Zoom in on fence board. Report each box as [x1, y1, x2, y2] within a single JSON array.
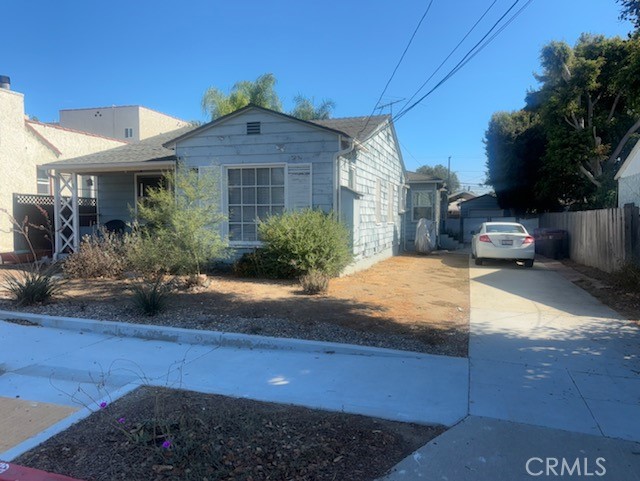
[[540, 206, 639, 273]]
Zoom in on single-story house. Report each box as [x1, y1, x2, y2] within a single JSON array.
[[615, 140, 640, 207], [44, 105, 417, 272], [447, 191, 477, 218], [403, 172, 445, 250]]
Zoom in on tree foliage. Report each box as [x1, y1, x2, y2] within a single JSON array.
[[130, 169, 227, 275], [201, 74, 335, 121], [416, 164, 460, 193], [618, 0, 640, 31], [201, 73, 282, 119], [290, 95, 335, 120], [486, 34, 640, 211]]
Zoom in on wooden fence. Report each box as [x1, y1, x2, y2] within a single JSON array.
[[539, 204, 640, 273]]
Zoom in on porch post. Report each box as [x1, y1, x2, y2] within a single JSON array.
[[52, 171, 62, 260], [71, 173, 80, 251], [52, 171, 79, 259]]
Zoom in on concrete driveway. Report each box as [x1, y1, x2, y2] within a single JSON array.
[[469, 259, 640, 441]]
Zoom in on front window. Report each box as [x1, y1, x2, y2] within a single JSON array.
[[412, 190, 435, 221], [37, 167, 50, 195], [228, 166, 285, 242]]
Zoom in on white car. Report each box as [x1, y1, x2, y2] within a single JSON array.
[[471, 222, 535, 268]]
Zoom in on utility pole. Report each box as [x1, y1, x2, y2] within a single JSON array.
[[447, 156, 452, 192]]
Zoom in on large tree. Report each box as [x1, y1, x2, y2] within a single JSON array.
[[485, 111, 550, 213], [486, 34, 640, 210], [416, 164, 460, 193], [201, 74, 334, 121]]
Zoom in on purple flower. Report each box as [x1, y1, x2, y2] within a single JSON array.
[[162, 440, 172, 449], [99, 402, 107, 409], [117, 417, 126, 424]]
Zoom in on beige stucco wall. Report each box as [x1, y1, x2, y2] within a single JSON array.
[[27, 122, 125, 158], [138, 107, 189, 140], [60, 106, 187, 142], [0, 93, 126, 252], [0, 88, 28, 251]]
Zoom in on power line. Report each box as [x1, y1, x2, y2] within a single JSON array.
[[397, 0, 499, 117], [357, 0, 436, 138], [393, 0, 533, 123]]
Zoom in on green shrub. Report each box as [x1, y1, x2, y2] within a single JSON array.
[[131, 278, 170, 316], [3, 269, 62, 305], [257, 209, 353, 278], [131, 169, 227, 276], [299, 269, 330, 294], [63, 228, 131, 278]]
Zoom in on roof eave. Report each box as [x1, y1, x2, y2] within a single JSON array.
[[163, 105, 350, 147], [43, 159, 176, 174]]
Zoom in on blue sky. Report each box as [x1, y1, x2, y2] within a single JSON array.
[[1, 0, 633, 192]]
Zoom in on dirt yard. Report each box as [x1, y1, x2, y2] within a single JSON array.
[[15, 386, 443, 481], [0, 252, 470, 356]]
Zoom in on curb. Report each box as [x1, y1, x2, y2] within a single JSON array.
[[0, 310, 441, 361]]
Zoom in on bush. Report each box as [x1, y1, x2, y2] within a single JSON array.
[[63, 228, 130, 278], [3, 269, 62, 305], [131, 169, 227, 276], [257, 209, 353, 278], [299, 269, 330, 295], [131, 278, 170, 316]]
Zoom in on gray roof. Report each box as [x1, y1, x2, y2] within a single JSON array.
[[406, 171, 443, 183], [42, 126, 197, 170], [165, 105, 390, 147], [311, 115, 390, 142]]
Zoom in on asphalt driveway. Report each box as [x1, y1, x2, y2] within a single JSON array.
[[469, 259, 640, 441]]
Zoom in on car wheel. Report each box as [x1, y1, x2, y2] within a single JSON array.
[[524, 259, 534, 268], [475, 258, 483, 266]]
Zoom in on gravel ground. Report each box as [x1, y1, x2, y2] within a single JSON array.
[[0, 299, 457, 355]]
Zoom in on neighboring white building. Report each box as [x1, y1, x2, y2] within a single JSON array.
[[615, 140, 640, 207], [0, 77, 189, 253], [0, 79, 126, 252], [59, 105, 189, 142]]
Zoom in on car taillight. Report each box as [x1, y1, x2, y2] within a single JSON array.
[[479, 234, 491, 243], [522, 235, 534, 245]]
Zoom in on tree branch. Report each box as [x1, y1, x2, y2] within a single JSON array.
[[607, 116, 640, 166], [564, 116, 580, 129], [607, 92, 622, 123], [579, 165, 602, 187]]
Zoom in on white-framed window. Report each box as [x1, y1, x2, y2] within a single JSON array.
[[375, 179, 382, 224], [124, 128, 134, 138], [388, 182, 396, 223], [36, 167, 50, 195], [227, 165, 285, 242], [412, 190, 435, 221], [348, 165, 357, 190]]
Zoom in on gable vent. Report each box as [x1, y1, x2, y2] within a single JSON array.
[[246, 121, 261, 135]]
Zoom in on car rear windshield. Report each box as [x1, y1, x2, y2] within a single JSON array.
[[485, 224, 525, 234]]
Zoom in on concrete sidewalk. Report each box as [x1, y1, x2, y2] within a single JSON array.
[[379, 416, 640, 481], [469, 260, 640, 441], [382, 257, 640, 480], [0, 317, 469, 460]]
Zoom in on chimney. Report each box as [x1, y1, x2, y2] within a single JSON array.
[[0, 75, 10, 90]]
